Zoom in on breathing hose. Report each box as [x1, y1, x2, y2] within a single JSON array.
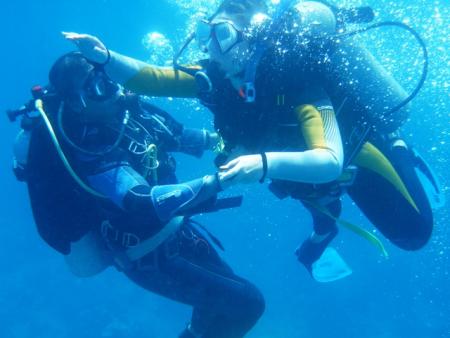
[[35, 99, 106, 199]]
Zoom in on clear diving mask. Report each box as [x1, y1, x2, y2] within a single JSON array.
[[196, 19, 245, 55]]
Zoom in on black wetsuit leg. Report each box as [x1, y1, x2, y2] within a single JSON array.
[[296, 199, 341, 271], [123, 223, 265, 338], [347, 144, 433, 250]]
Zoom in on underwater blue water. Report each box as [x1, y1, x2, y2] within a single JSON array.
[[0, 0, 449, 337]]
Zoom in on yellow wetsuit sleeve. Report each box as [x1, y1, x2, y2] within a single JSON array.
[[125, 67, 198, 98], [106, 51, 198, 98]]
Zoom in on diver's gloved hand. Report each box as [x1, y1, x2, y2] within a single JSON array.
[[151, 175, 223, 222], [218, 154, 264, 188], [62, 32, 109, 64]]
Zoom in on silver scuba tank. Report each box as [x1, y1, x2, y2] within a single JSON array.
[[323, 38, 410, 133], [291, 1, 410, 133], [13, 129, 31, 179]]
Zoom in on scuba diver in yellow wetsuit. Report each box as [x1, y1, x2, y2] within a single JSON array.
[[64, 0, 443, 282]]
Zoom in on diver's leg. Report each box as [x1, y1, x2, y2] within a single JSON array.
[[123, 223, 264, 338], [348, 141, 433, 250], [295, 199, 341, 272]]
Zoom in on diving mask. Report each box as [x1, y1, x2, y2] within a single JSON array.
[[82, 70, 121, 102], [196, 19, 245, 54], [67, 70, 122, 112]]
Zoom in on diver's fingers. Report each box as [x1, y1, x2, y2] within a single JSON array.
[[93, 46, 106, 53], [218, 171, 238, 190], [62, 32, 108, 64], [62, 31, 76, 39], [219, 158, 240, 171], [62, 32, 88, 40], [220, 159, 244, 181], [218, 168, 239, 182], [62, 32, 102, 47]]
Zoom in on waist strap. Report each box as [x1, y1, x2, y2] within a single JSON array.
[[125, 216, 184, 262]]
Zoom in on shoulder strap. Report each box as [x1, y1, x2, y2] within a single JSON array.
[[243, 0, 296, 102]]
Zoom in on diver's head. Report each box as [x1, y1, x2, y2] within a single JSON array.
[[216, 0, 269, 29], [196, 0, 270, 78], [49, 52, 123, 123]]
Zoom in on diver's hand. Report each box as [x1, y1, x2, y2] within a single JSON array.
[[62, 32, 109, 64], [218, 154, 264, 188]]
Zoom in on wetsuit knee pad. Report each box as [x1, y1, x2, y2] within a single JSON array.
[[209, 278, 264, 327], [201, 281, 265, 338]]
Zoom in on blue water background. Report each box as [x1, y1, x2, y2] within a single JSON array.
[[0, 1, 448, 337]]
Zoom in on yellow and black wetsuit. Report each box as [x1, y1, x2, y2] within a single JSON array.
[[103, 51, 433, 264]]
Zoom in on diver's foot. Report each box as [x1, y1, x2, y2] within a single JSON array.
[[295, 227, 339, 271], [310, 247, 352, 283], [295, 227, 352, 282]]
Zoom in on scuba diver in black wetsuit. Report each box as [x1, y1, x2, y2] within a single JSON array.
[[8, 52, 264, 338], [62, 0, 443, 282]]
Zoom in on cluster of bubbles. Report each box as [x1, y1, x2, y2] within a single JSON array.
[[141, 0, 220, 66], [141, 32, 174, 66]]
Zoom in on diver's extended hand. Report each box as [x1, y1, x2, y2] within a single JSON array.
[[218, 155, 264, 188], [62, 32, 109, 64]]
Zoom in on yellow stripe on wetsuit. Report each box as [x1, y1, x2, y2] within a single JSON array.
[[352, 142, 419, 213]]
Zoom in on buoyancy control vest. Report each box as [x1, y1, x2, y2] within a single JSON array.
[[199, 49, 371, 165], [13, 93, 183, 254], [200, 59, 308, 156]]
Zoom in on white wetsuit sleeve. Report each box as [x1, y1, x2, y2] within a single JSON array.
[[266, 104, 344, 184], [105, 51, 151, 85]]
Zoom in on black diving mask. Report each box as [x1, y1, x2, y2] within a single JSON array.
[[82, 70, 121, 102], [65, 70, 122, 113]]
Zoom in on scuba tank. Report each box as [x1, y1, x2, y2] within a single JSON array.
[[289, 1, 414, 133], [10, 86, 48, 181], [323, 37, 411, 133], [13, 129, 31, 181]]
